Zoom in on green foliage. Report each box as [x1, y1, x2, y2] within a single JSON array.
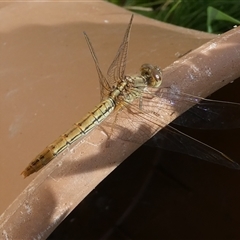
[[207, 6, 240, 33], [106, 0, 240, 33]]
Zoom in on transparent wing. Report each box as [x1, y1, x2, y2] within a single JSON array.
[[107, 15, 134, 83], [84, 14, 133, 100], [148, 126, 240, 169], [83, 32, 111, 100], [154, 89, 240, 129], [102, 87, 240, 169], [172, 98, 240, 129]]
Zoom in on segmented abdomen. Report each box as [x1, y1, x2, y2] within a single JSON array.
[[21, 98, 115, 178]]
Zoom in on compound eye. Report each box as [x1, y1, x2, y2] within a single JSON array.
[[140, 64, 162, 88], [140, 64, 152, 76], [151, 66, 162, 87]]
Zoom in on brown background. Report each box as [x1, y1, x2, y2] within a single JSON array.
[[1, 1, 240, 239]]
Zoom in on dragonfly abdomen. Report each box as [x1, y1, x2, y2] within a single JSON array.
[[21, 98, 115, 178]]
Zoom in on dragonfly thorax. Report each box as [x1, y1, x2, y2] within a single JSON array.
[[109, 64, 162, 105]]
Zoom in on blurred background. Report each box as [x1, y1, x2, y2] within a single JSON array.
[[107, 0, 240, 34]]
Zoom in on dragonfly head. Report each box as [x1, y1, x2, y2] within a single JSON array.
[[140, 64, 162, 88]]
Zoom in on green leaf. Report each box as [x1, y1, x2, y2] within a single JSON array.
[[207, 6, 240, 33]]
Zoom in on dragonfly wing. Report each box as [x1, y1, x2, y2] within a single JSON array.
[[172, 98, 240, 129], [148, 125, 240, 169], [107, 15, 134, 83], [154, 88, 240, 129], [83, 32, 111, 100], [102, 92, 240, 170], [102, 98, 162, 146]]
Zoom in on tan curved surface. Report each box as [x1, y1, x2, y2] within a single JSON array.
[[0, 1, 240, 239]]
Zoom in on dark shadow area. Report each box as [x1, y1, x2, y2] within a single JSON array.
[[48, 79, 240, 239]]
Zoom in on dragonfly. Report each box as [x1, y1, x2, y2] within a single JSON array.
[[21, 15, 240, 178]]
